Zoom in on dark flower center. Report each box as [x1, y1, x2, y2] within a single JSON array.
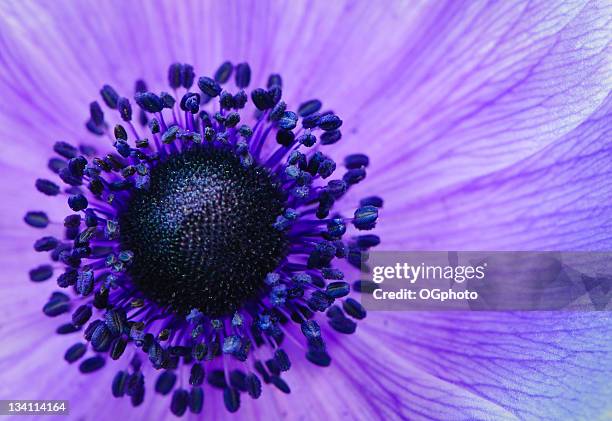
[[119, 146, 288, 316]]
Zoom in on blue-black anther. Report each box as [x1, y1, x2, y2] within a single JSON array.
[[105, 308, 127, 336], [278, 111, 298, 130], [171, 389, 189, 416], [269, 101, 286, 122], [112, 371, 129, 397], [345, 153, 369, 168], [271, 376, 290, 394], [117, 97, 132, 121], [182, 64, 195, 89], [251, 88, 273, 110], [276, 129, 295, 147], [357, 234, 380, 249], [360, 196, 383, 208], [330, 316, 357, 334], [318, 158, 336, 179], [155, 371, 177, 395], [160, 92, 176, 109], [306, 349, 331, 367], [79, 356, 105, 373], [223, 387, 240, 413], [168, 63, 182, 88], [233, 90, 248, 109], [326, 282, 350, 298], [320, 129, 342, 145], [71, 304, 92, 326], [189, 363, 205, 386], [76, 269, 94, 296], [43, 299, 70, 317], [197, 77, 222, 97], [68, 156, 87, 177], [343, 168, 366, 185], [64, 342, 87, 363], [91, 323, 112, 352], [298, 132, 316, 147], [135, 92, 164, 113], [343, 297, 367, 319], [34, 236, 59, 252], [57, 323, 80, 334], [100, 85, 119, 109], [353, 205, 378, 230], [318, 114, 343, 131], [245, 374, 262, 398], [90, 101, 104, 126], [268, 85, 282, 105], [215, 61, 233, 83], [225, 112, 240, 128], [149, 118, 160, 134], [48, 158, 66, 174], [113, 124, 128, 140], [110, 337, 127, 360], [301, 320, 321, 340], [190, 387, 204, 414], [54, 141, 78, 159], [24, 211, 49, 228], [184, 93, 200, 114], [29, 265, 53, 282], [267, 73, 282, 88], [298, 99, 322, 117], [274, 349, 291, 371], [68, 194, 88, 211], [302, 113, 320, 129], [235, 62, 251, 88], [219, 91, 235, 109]]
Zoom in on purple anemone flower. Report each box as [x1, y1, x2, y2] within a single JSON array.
[[1, 0, 611, 419]]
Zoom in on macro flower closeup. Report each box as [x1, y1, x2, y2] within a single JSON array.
[[0, 0, 611, 420]]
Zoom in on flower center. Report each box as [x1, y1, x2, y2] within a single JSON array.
[[119, 146, 287, 316]]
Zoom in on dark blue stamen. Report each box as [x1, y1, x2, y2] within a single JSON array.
[[223, 387, 240, 413], [53, 141, 78, 159], [79, 356, 106, 373], [267, 74, 282, 88], [71, 305, 92, 326], [155, 371, 177, 395], [24, 211, 49, 228], [117, 98, 133, 122], [168, 63, 183, 89], [251, 88, 273, 110], [29, 265, 53, 282], [90, 101, 104, 126], [320, 129, 342, 145], [64, 343, 87, 363], [112, 371, 129, 397], [235, 63, 251, 88], [342, 298, 367, 319], [100, 85, 119, 109], [345, 154, 369, 169], [197, 77, 221, 97], [34, 236, 59, 252], [318, 114, 343, 131], [135, 92, 164, 113], [189, 387, 204, 414], [68, 194, 88, 211], [182, 64, 195, 89], [215, 61, 233, 84], [298, 99, 322, 117], [170, 389, 189, 416], [353, 205, 379, 230]]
